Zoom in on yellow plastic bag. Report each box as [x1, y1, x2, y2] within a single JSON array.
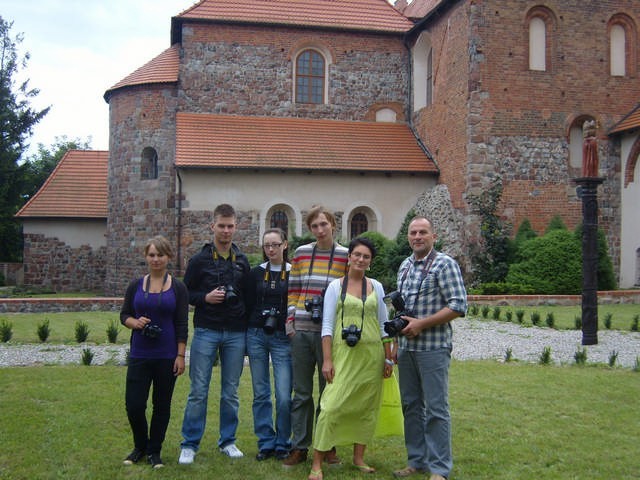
[[375, 372, 404, 437]]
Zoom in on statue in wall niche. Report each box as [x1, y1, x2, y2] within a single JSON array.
[[582, 119, 599, 177]]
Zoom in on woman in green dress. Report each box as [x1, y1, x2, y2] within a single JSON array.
[[308, 237, 394, 480]]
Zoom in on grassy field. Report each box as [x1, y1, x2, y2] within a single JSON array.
[[0, 361, 637, 479], [0, 304, 638, 346]]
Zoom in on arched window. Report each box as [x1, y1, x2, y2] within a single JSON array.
[[608, 14, 637, 78], [295, 49, 325, 104], [270, 210, 289, 233], [413, 33, 432, 110], [350, 213, 368, 239], [141, 147, 158, 180], [529, 17, 546, 71], [610, 24, 626, 76], [375, 108, 397, 122]]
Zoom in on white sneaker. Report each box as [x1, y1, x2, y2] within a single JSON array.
[[178, 448, 196, 464], [219, 444, 244, 458]]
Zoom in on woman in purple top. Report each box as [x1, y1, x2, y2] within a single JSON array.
[[120, 235, 189, 469]]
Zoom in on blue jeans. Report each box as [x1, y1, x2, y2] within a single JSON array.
[[397, 347, 452, 478], [246, 328, 292, 452], [180, 327, 246, 451]]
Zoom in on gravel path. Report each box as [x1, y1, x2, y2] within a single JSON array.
[[1, 318, 639, 368]]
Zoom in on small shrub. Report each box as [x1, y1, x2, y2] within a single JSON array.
[[634, 357, 640, 373], [631, 314, 639, 332], [37, 319, 51, 343], [75, 320, 90, 343], [545, 312, 555, 328], [106, 319, 120, 343], [608, 350, 618, 368], [574, 315, 582, 330], [539, 346, 552, 365], [0, 319, 13, 342], [530, 311, 541, 326], [492, 306, 501, 321], [603, 312, 613, 330], [574, 347, 588, 365], [505, 311, 513, 322], [504, 347, 513, 363], [515, 309, 525, 323], [468, 304, 479, 316], [481, 305, 490, 319], [81, 348, 94, 366]]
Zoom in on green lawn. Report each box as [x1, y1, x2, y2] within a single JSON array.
[[0, 361, 638, 479]]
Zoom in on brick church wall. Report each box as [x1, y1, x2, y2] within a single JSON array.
[[105, 84, 179, 295], [22, 234, 107, 292]]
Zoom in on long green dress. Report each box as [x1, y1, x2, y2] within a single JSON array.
[[313, 290, 385, 451]]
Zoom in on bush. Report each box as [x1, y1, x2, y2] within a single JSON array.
[[631, 314, 639, 332], [505, 311, 513, 322], [492, 306, 501, 321], [37, 319, 50, 342], [506, 230, 582, 294], [360, 231, 396, 291], [0, 318, 13, 342], [539, 346, 552, 365], [574, 315, 582, 330], [573, 224, 617, 290], [574, 347, 587, 365], [603, 312, 612, 330], [545, 312, 555, 328], [608, 350, 618, 368], [515, 309, 525, 323], [530, 311, 541, 326], [75, 320, 90, 343], [504, 347, 513, 362], [106, 319, 120, 343], [468, 304, 479, 316], [481, 305, 490, 319], [81, 348, 94, 366]]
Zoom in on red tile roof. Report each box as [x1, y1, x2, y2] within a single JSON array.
[[175, 113, 437, 173], [177, 0, 413, 33], [609, 103, 640, 135], [104, 45, 179, 100], [15, 150, 108, 219], [397, 0, 443, 19]]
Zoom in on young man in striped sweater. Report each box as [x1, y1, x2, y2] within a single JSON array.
[[282, 206, 348, 467]]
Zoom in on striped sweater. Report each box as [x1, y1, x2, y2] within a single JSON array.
[[287, 242, 349, 333]]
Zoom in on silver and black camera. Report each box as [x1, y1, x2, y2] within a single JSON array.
[[261, 307, 279, 335], [383, 291, 409, 337], [304, 295, 324, 323], [141, 323, 162, 339], [341, 324, 362, 347]]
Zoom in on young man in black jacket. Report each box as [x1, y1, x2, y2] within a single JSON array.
[[178, 204, 251, 464]]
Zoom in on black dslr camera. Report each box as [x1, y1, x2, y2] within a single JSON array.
[[383, 291, 409, 337], [304, 295, 324, 323], [223, 284, 239, 306], [341, 324, 362, 347], [141, 323, 162, 339], [261, 307, 279, 335]]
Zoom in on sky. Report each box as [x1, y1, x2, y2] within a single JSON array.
[[3, 0, 198, 157]]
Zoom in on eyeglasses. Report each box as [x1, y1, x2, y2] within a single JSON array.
[[263, 243, 283, 249]]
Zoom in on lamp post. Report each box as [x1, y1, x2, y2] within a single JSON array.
[[573, 120, 604, 345]]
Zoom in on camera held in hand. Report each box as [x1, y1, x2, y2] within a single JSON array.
[[341, 324, 362, 347], [222, 284, 239, 306], [141, 323, 162, 339], [304, 295, 324, 323], [383, 291, 409, 337], [261, 306, 279, 335]]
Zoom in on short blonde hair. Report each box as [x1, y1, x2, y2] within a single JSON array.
[[144, 235, 174, 258]]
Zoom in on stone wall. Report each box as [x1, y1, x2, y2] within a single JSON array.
[[21, 234, 107, 293]]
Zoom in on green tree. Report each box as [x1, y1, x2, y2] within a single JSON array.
[[514, 218, 537, 245], [359, 230, 395, 291], [545, 215, 567, 233], [0, 17, 49, 261], [467, 177, 511, 284]]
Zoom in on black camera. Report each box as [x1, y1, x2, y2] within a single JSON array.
[[261, 307, 279, 335], [141, 323, 162, 339], [223, 284, 239, 306], [383, 291, 409, 337], [304, 295, 324, 323], [341, 324, 362, 347]]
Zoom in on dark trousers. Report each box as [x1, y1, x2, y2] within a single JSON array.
[[125, 358, 177, 455]]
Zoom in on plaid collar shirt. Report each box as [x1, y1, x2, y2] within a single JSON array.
[[397, 250, 467, 351]]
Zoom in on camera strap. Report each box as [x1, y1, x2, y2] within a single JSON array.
[[339, 276, 367, 333], [398, 248, 437, 312], [143, 271, 169, 306], [304, 242, 335, 303], [261, 262, 287, 313]]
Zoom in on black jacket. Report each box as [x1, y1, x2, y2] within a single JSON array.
[[183, 242, 250, 331]]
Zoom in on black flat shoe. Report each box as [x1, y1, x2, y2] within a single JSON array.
[[256, 449, 275, 461], [123, 448, 145, 465]]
